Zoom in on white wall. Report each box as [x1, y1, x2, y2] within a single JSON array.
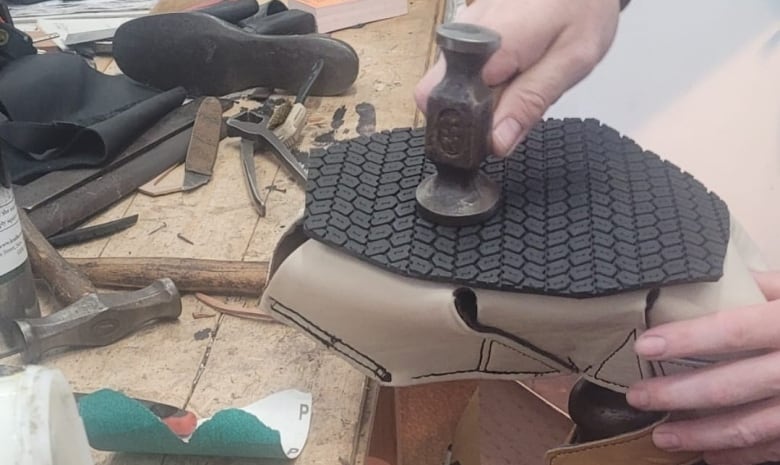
[[547, 0, 780, 267]]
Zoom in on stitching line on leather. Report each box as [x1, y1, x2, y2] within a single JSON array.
[[269, 297, 392, 382], [592, 330, 637, 388], [492, 340, 561, 372]]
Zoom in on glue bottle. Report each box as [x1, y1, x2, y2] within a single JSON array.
[[0, 145, 39, 320], [0, 365, 94, 465]]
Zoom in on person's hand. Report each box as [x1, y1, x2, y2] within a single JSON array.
[[414, 0, 621, 157], [626, 271, 780, 465]]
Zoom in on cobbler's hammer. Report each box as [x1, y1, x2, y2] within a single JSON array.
[[415, 22, 502, 226], [1, 211, 182, 363]]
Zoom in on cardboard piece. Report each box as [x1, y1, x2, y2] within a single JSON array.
[[450, 381, 572, 465]]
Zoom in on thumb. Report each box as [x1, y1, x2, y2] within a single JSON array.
[[490, 43, 601, 157]]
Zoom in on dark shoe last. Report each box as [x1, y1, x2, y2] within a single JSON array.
[[255, 0, 288, 16], [113, 12, 359, 97], [239, 9, 317, 35], [192, 0, 259, 24]]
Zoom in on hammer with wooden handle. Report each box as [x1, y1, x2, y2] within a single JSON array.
[[1, 211, 182, 363]]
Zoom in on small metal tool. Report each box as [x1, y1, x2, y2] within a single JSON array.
[[415, 23, 502, 226], [226, 108, 308, 216], [182, 97, 224, 192], [240, 136, 267, 216], [46, 214, 139, 248], [0, 279, 181, 363]]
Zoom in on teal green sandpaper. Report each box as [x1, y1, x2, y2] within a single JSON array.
[[77, 389, 312, 459]]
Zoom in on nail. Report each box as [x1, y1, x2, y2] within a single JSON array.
[[635, 335, 667, 357], [493, 117, 523, 155], [626, 388, 649, 409], [653, 431, 681, 450]]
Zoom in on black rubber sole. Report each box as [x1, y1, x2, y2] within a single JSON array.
[[303, 118, 730, 298], [113, 12, 359, 97]]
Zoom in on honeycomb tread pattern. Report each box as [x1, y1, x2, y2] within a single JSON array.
[[303, 118, 730, 298]]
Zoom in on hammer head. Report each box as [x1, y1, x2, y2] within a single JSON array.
[[415, 23, 502, 227], [15, 278, 182, 363]]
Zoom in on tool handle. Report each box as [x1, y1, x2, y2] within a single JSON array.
[[295, 58, 324, 104], [19, 208, 96, 305], [16, 279, 181, 363], [68, 257, 268, 296]]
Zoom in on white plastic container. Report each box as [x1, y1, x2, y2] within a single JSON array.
[[0, 365, 93, 465]]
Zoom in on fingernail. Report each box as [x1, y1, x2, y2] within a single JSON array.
[[626, 388, 649, 409], [653, 431, 681, 450], [635, 335, 667, 357], [493, 118, 523, 155]]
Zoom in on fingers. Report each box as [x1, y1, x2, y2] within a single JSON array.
[[704, 438, 780, 465], [627, 351, 780, 411], [643, 396, 780, 454], [634, 299, 780, 360], [489, 38, 608, 156], [754, 271, 780, 301], [414, 59, 445, 114]]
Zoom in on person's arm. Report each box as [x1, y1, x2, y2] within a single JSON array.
[[414, 0, 624, 157]]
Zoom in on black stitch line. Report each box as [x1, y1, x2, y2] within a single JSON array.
[[478, 340, 490, 371], [490, 340, 561, 372], [269, 298, 391, 382], [592, 330, 638, 389], [412, 368, 557, 380], [636, 356, 644, 379], [658, 361, 667, 377], [567, 356, 581, 372]]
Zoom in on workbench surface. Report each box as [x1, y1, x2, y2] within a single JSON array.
[[5, 1, 445, 463], [7, 1, 778, 464]]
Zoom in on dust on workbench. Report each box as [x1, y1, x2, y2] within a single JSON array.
[[21, 0, 446, 464]]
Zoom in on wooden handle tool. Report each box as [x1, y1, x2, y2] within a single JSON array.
[[68, 257, 269, 296]]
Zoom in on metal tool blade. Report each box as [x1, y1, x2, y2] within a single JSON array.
[[182, 97, 223, 193], [182, 171, 210, 191], [46, 214, 139, 248], [0, 320, 24, 360], [240, 139, 266, 217], [256, 126, 308, 185]]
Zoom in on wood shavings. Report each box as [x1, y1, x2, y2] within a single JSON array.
[[195, 293, 279, 323]]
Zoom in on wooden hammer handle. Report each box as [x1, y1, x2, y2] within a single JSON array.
[[19, 209, 96, 304], [68, 257, 268, 296]]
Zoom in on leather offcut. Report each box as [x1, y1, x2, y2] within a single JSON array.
[[545, 415, 701, 465]]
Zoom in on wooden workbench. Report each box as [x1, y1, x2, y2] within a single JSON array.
[[7, 1, 446, 463]]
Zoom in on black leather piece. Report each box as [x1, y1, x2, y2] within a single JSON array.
[[303, 119, 731, 298], [0, 53, 186, 183]]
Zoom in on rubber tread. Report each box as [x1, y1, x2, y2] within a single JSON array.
[[303, 118, 730, 298]]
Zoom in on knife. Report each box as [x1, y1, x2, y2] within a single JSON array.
[[182, 97, 224, 192]]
